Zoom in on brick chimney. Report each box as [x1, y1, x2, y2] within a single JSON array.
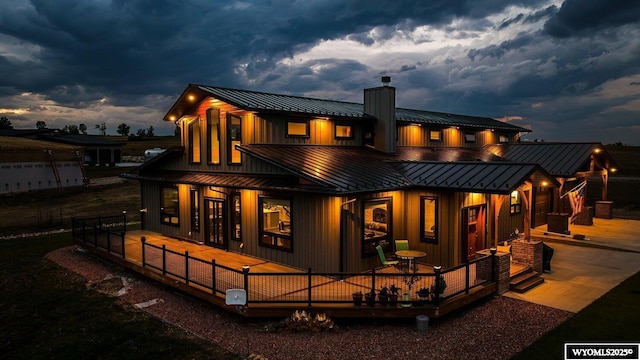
[[364, 76, 396, 154]]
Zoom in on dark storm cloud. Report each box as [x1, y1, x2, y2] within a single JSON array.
[[544, 0, 640, 38]]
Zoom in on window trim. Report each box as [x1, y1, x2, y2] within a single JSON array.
[[419, 196, 438, 243], [465, 132, 476, 143], [498, 134, 509, 143], [286, 120, 310, 138], [510, 191, 522, 215], [335, 123, 354, 139], [160, 185, 180, 227], [362, 197, 392, 257], [227, 114, 242, 165], [206, 108, 221, 165], [231, 192, 242, 242], [188, 117, 201, 164], [429, 129, 442, 142], [190, 188, 200, 232], [258, 195, 293, 252]]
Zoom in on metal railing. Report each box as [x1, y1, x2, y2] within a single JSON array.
[[71, 214, 126, 256]]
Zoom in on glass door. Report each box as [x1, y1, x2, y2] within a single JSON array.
[[205, 198, 226, 249]]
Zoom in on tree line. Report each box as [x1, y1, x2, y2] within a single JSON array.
[[0, 116, 163, 138]]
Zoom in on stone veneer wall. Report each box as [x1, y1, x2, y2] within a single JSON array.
[[476, 250, 511, 295], [512, 239, 543, 274]]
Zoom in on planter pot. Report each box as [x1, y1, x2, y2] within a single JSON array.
[[364, 294, 376, 307], [417, 296, 429, 306], [400, 293, 412, 308], [378, 294, 389, 306], [352, 295, 363, 306], [389, 294, 399, 306]]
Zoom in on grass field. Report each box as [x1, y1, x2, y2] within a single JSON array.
[[0, 232, 241, 360]]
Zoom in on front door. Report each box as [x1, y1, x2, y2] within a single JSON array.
[[462, 205, 486, 261], [533, 187, 551, 228], [205, 198, 226, 249]]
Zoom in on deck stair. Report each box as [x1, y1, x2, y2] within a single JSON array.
[[509, 266, 544, 293]]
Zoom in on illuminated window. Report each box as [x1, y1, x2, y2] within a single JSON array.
[[335, 124, 353, 139], [259, 196, 292, 251], [499, 134, 509, 143], [429, 130, 442, 141], [190, 189, 199, 232], [189, 117, 201, 163], [510, 191, 521, 214], [362, 198, 392, 257], [286, 120, 309, 137], [465, 132, 476, 143], [231, 193, 241, 241], [420, 196, 438, 243], [227, 114, 242, 164], [206, 108, 221, 164], [161, 186, 180, 226]]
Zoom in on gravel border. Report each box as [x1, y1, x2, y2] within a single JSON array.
[[47, 245, 573, 360]]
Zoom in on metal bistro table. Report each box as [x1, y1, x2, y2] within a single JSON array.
[[395, 249, 427, 271]]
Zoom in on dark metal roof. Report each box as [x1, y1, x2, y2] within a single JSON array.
[[394, 161, 552, 194], [394, 146, 507, 162], [163, 84, 529, 132], [485, 143, 620, 177], [239, 145, 556, 194], [123, 171, 304, 192]]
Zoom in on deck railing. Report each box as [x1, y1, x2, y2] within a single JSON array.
[[71, 214, 126, 257], [70, 218, 496, 308]]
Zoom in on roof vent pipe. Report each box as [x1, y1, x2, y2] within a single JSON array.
[[382, 76, 391, 86]]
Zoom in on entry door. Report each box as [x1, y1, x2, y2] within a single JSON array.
[[205, 199, 226, 249], [533, 187, 551, 228], [462, 205, 486, 261]]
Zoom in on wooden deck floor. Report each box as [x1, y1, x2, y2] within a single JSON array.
[[75, 229, 496, 318]]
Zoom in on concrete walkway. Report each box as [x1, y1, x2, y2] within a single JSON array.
[[504, 218, 640, 313]]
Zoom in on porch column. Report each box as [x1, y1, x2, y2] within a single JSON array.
[[492, 194, 506, 247], [601, 171, 608, 200]]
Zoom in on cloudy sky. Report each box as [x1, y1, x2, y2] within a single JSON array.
[[1, 0, 639, 144]]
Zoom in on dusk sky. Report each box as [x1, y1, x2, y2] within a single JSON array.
[[1, 0, 639, 144]]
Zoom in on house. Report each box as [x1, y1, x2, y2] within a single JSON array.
[[123, 78, 569, 274], [0, 136, 87, 194]]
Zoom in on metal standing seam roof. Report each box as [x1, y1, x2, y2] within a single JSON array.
[[164, 84, 529, 132], [484, 143, 619, 177]]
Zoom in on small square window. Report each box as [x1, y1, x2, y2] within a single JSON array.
[[287, 121, 309, 137], [465, 132, 476, 142], [429, 130, 442, 141], [335, 124, 353, 139], [499, 135, 509, 143], [510, 191, 522, 215]]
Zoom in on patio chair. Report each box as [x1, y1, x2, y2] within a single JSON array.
[[395, 239, 409, 251], [376, 245, 399, 267]]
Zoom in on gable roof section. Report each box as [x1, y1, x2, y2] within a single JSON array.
[[164, 84, 529, 132], [485, 143, 619, 177], [239, 145, 556, 195]]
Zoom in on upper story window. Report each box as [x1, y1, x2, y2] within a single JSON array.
[[286, 120, 309, 137], [259, 196, 292, 251], [429, 130, 442, 141], [420, 196, 438, 243], [227, 114, 242, 164], [206, 108, 221, 165], [161, 186, 180, 226], [499, 134, 509, 143], [363, 198, 392, 257], [189, 117, 201, 164], [510, 191, 522, 214], [335, 124, 353, 139], [465, 132, 476, 143]]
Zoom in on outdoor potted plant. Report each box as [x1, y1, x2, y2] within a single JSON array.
[[352, 291, 363, 306], [430, 274, 447, 301], [364, 288, 377, 307], [378, 286, 390, 306], [416, 287, 430, 305], [388, 284, 401, 306]]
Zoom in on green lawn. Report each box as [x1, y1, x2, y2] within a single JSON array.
[[0, 232, 241, 360], [512, 270, 640, 359]]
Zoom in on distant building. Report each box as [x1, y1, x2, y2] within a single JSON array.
[[0, 136, 88, 194]]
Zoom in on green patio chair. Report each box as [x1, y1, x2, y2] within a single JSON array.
[[376, 245, 399, 267], [395, 239, 409, 251]]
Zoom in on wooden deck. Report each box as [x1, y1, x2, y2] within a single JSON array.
[[73, 229, 497, 319]]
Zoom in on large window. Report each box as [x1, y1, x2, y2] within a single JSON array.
[[510, 191, 522, 214], [286, 120, 309, 137], [189, 117, 201, 163], [206, 108, 221, 164], [363, 198, 392, 256], [190, 188, 199, 232], [420, 196, 438, 243], [161, 186, 179, 226], [259, 196, 292, 251], [335, 124, 353, 139], [227, 114, 242, 164], [231, 192, 241, 241]]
